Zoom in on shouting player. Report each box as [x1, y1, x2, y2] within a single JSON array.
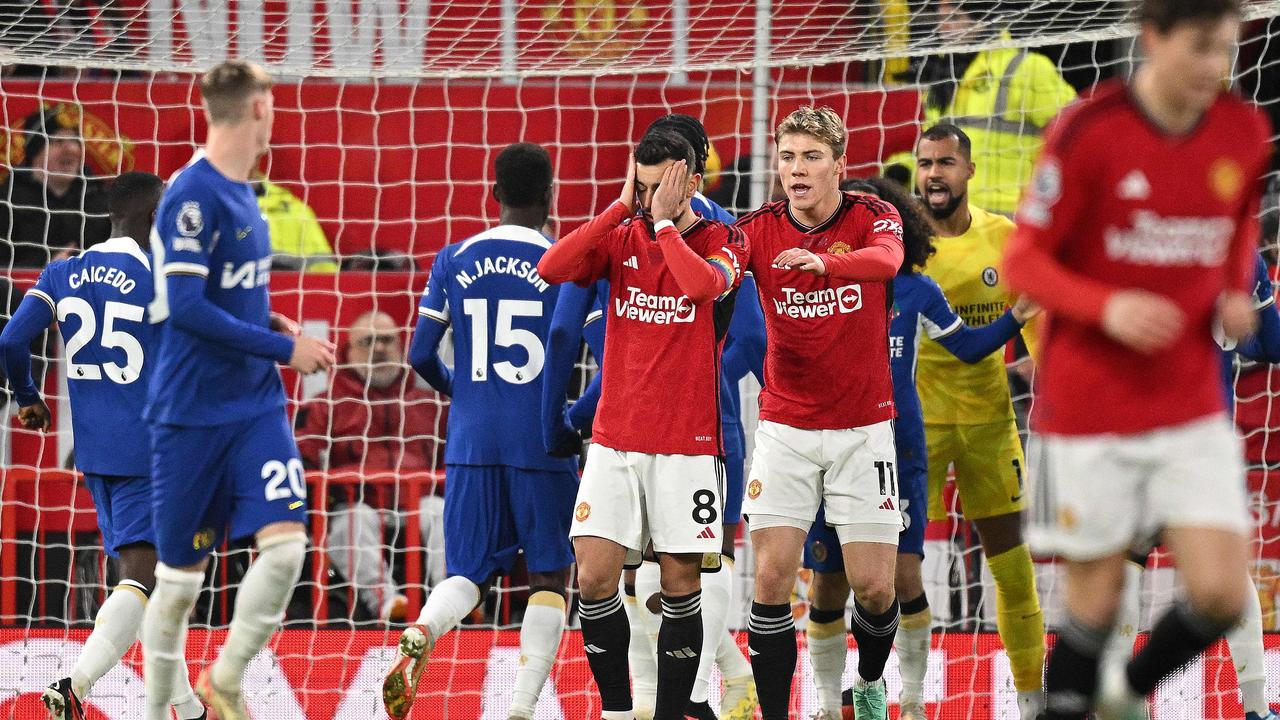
[[799, 176, 1038, 720], [141, 61, 336, 720], [538, 130, 748, 720], [541, 113, 761, 720], [913, 122, 1047, 718], [737, 106, 905, 720], [382, 143, 578, 720], [1004, 0, 1273, 716], [0, 173, 207, 720]]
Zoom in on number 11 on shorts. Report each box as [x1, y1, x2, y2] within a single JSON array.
[[874, 460, 897, 496]]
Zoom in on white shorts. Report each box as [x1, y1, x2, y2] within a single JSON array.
[[569, 443, 724, 556], [1027, 413, 1250, 561], [743, 419, 902, 544]]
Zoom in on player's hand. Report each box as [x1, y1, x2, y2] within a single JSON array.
[[1011, 295, 1041, 324], [772, 248, 827, 276], [17, 399, 52, 431], [547, 420, 584, 459], [618, 152, 637, 211], [1219, 290, 1259, 342], [289, 335, 336, 374], [650, 160, 690, 224], [270, 312, 301, 337], [1101, 289, 1185, 354]]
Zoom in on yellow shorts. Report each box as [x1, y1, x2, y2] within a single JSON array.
[[926, 420, 1026, 522]]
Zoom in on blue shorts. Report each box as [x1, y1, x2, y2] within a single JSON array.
[[444, 464, 577, 585], [723, 422, 747, 526], [803, 456, 927, 572], [150, 410, 307, 567], [84, 474, 155, 558]]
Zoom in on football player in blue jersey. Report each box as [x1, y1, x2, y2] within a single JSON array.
[[0, 172, 208, 720], [800, 177, 1037, 720], [541, 114, 763, 720], [139, 61, 335, 720], [383, 143, 577, 720]]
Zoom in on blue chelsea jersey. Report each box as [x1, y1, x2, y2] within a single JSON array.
[[28, 238, 156, 475], [145, 154, 290, 427], [418, 225, 576, 473]]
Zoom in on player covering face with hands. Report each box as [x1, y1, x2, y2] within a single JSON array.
[[537, 131, 748, 720]]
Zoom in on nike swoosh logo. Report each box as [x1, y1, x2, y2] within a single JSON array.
[[1010, 494, 1023, 503]]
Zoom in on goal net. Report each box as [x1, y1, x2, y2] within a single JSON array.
[[0, 1, 1278, 718]]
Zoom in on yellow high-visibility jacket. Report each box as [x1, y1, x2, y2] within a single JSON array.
[[258, 181, 339, 273]]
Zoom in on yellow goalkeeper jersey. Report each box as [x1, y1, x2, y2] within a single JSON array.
[[917, 204, 1037, 425]]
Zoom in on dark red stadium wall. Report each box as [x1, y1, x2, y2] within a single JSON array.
[[0, 79, 920, 266]]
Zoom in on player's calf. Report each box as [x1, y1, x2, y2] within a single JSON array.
[[654, 553, 703, 720]]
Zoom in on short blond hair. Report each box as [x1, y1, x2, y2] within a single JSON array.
[[775, 106, 847, 158], [200, 60, 273, 125]]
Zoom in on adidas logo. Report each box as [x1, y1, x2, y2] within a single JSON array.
[[696, 526, 717, 540], [1117, 169, 1151, 200], [623, 255, 639, 269], [747, 647, 760, 656], [879, 498, 895, 511], [665, 647, 697, 659], [584, 644, 606, 654]]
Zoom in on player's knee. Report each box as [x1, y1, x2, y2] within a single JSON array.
[[256, 531, 308, 581], [809, 571, 851, 611], [850, 573, 896, 614], [116, 542, 158, 593], [753, 562, 798, 605], [1186, 583, 1246, 627]]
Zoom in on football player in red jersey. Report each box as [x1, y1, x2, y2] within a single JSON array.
[[736, 106, 905, 720], [1004, 0, 1273, 717], [537, 131, 748, 720]]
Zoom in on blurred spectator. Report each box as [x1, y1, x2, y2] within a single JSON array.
[[252, 172, 339, 272], [884, 0, 1076, 214], [0, 104, 110, 267], [296, 310, 448, 622]]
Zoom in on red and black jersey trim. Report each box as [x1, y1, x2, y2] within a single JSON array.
[[735, 200, 788, 229], [1045, 79, 1127, 155]]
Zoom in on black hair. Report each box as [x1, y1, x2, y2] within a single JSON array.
[[108, 171, 164, 221], [1139, 0, 1241, 33], [841, 176, 937, 273], [634, 129, 695, 169], [494, 143, 553, 209], [645, 114, 709, 175], [918, 122, 973, 160]]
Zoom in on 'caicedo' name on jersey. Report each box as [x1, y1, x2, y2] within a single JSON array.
[[68, 264, 140, 295], [457, 255, 550, 292], [615, 286, 696, 324], [772, 284, 863, 318]]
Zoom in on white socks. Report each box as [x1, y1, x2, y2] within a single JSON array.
[[623, 576, 659, 715], [143, 565, 203, 720], [633, 561, 663, 716], [691, 561, 733, 703], [1103, 561, 1144, 673], [807, 615, 848, 715], [211, 533, 307, 694], [1229, 573, 1268, 716], [415, 574, 481, 640], [895, 605, 932, 705], [73, 580, 148, 698], [510, 591, 566, 717], [714, 558, 753, 682]]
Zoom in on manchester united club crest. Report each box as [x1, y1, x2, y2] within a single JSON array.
[[747, 479, 762, 499], [575, 502, 591, 522], [1209, 157, 1244, 203], [827, 241, 851, 255]]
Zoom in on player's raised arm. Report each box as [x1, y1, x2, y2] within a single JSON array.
[[771, 199, 903, 280], [649, 159, 747, 303], [0, 278, 56, 429], [409, 253, 455, 396], [920, 277, 1031, 364], [536, 155, 634, 285]]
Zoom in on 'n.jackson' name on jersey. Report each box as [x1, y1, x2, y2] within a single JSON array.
[[418, 225, 576, 473], [146, 153, 292, 427], [28, 237, 156, 475]]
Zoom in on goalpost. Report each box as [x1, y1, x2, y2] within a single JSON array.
[[1, 1, 1278, 718]]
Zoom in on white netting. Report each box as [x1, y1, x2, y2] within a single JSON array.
[[0, 0, 1279, 718]]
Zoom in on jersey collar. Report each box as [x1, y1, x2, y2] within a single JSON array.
[[82, 236, 151, 270]]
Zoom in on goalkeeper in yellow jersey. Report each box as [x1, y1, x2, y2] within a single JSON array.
[[913, 123, 1046, 719]]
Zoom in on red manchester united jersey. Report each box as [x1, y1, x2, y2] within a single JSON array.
[[575, 210, 747, 455], [739, 192, 903, 430], [1006, 79, 1272, 435]]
